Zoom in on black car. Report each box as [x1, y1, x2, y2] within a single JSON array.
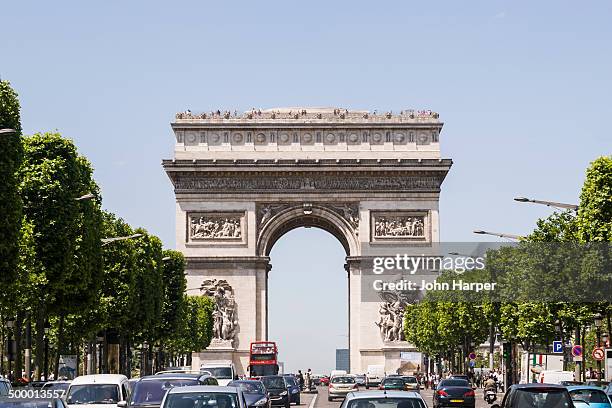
[[131, 373, 218, 408], [492, 384, 575, 408], [261, 376, 290, 408], [229, 380, 270, 408], [433, 379, 475, 408]]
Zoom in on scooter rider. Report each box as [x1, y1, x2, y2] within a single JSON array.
[[483, 375, 497, 401]]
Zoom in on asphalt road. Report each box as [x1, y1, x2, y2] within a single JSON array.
[[307, 385, 502, 408]]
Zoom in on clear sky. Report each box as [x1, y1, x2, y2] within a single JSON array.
[[2, 0, 611, 374]]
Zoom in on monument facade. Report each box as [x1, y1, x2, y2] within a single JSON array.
[[163, 107, 452, 374]]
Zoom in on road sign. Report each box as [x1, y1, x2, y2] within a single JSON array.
[[592, 347, 605, 361], [573, 355, 583, 362], [553, 341, 563, 353], [469, 352, 476, 360], [572, 345, 583, 357]]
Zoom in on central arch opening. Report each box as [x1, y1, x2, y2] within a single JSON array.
[[268, 227, 348, 375]]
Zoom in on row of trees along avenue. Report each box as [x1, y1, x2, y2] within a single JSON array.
[[404, 155, 611, 383], [0, 80, 214, 381]]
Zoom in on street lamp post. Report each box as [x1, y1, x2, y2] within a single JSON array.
[[594, 313, 603, 380], [473, 230, 523, 240], [554, 319, 566, 371], [101, 233, 143, 246], [513, 197, 578, 211], [43, 321, 50, 381], [5, 319, 15, 381], [96, 332, 104, 374]]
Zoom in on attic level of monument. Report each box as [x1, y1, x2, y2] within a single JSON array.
[[171, 107, 443, 160]]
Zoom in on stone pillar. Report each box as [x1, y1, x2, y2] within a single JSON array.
[[346, 258, 363, 373], [187, 257, 270, 376]]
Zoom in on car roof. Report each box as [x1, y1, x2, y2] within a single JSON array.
[[0, 397, 58, 402], [142, 373, 206, 380], [566, 386, 609, 391], [168, 386, 239, 394], [229, 380, 263, 384], [345, 390, 422, 399], [70, 374, 127, 385], [510, 383, 568, 390]]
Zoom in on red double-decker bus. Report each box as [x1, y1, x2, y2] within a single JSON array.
[[248, 341, 279, 377]]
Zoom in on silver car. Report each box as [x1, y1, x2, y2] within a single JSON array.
[[340, 390, 428, 408], [328, 376, 358, 401], [160, 385, 247, 408]]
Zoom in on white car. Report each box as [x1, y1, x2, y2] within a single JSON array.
[[66, 374, 130, 408]]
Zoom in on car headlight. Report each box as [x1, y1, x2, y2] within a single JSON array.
[[280, 391, 288, 396], [253, 398, 268, 406], [291, 389, 299, 394]]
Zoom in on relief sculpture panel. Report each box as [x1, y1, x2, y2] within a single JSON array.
[[188, 212, 246, 244], [371, 212, 428, 242]]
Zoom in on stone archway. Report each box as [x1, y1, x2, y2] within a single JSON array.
[[163, 107, 452, 375], [257, 204, 358, 257]]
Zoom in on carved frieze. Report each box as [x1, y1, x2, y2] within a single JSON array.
[[188, 212, 245, 242], [371, 211, 429, 242], [171, 174, 444, 193]]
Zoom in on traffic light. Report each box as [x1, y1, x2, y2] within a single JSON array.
[[503, 342, 510, 360]]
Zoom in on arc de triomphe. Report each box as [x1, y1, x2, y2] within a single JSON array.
[[163, 107, 452, 374]]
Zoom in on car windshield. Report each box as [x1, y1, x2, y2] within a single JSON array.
[[569, 389, 610, 404], [162, 392, 239, 408], [403, 377, 417, 384], [132, 379, 199, 405], [439, 380, 468, 387], [383, 379, 405, 386], [42, 383, 70, 392], [0, 383, 9, 396], [250, 366, 278, 377], [67, 384, 120, 404], [511, 389, 573, 408], [332, 377, 355, 384], [201, 368, 232, 380], [346, 398, 426, 408], [228, 382, 264, 394], [261, 377, 285, 389], [284, 378, 297, 387], [0, 400, 55, 408]]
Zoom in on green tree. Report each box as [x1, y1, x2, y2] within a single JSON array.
[[576, 156, 612, 242], [19, 132, 102, 379], [168, 296, 214, 359], [0, 80, 23, 308], [159, 250, 187, 344], [130, 229, 164, 344]]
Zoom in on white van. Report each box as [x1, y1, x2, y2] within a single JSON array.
[[66, 374, 130, 408], [538, 370, 575, 384], [330, 370, 348, 379], [199, 361, 237, 386], [365, 365, 385, 388]]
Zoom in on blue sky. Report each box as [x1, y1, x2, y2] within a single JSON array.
[[2, 0, 611, 373]]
